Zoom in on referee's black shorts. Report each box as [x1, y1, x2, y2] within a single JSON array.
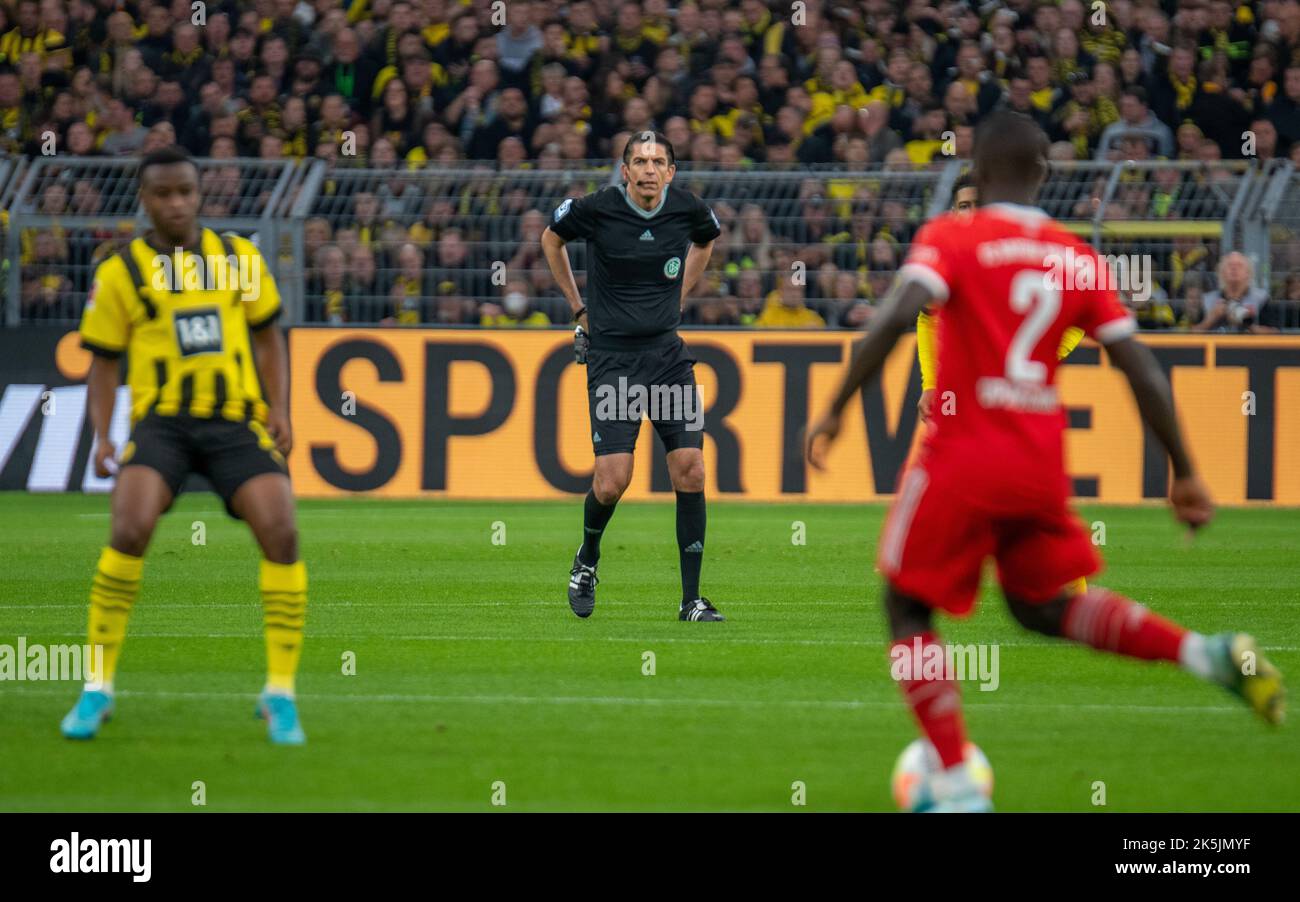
[[118, 412, 288, 518], [586, 333, 704, 456]]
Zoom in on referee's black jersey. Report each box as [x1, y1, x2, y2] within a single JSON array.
[[548, 183, 721, 349]]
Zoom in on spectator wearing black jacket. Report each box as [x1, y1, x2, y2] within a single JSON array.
[[135, 5, 174, 74], [1199, 0, 1258, 83], [468, 86, 534, 160], [1266, 65, 1300, 151], [367, 0, 418, 71], [268, 0, 310, 56], [325, 28, 378, 119], [1149, 44, 1201, 131], [160, 23, 209, 96], [1186, 60, 1251, 158]]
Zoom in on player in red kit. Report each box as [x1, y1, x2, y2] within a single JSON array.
[[805, 111, 1285, 812]]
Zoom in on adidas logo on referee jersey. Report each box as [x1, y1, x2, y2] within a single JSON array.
[[639, 230, 654, 241]]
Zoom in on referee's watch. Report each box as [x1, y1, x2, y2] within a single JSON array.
[[572, 305, 587, 323]]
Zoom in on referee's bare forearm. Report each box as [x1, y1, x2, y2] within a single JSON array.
[[681, 240, 714, 305], [541, 227, 585, 317]]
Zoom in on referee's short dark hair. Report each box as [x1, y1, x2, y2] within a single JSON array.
[[623, 131, 676, 167], [138, 146, 198, 183]]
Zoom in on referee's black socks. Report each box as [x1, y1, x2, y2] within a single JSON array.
[[579, 490, 617, 566], [676, 490, 706, 603]]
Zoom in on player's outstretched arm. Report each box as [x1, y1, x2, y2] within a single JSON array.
[[252, 324, 292, 455], [1105, 336, 1214, 531], [806, 280, 934, 469], [86, 355, 121, 479]]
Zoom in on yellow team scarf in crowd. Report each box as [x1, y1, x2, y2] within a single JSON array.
[[1171, 74, 1197, 110]]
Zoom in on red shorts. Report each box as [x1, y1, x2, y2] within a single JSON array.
[[877, 457, 1100, 616]]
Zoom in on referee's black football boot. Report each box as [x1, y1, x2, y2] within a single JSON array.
[[679, 597, 725, 622], [568, 550, 598, 618]]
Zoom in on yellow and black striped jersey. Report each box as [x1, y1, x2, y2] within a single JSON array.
[[79, 228, 281, 425]]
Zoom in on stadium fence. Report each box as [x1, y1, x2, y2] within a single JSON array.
[[3, 157, 1295, 330], [3, 156, 306, 326]]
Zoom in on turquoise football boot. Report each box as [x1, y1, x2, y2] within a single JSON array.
[[255, 691, 306, 745], [61, 689, 114, 740]]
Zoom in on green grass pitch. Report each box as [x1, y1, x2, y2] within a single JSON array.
[[0, 492, 1295, 812]]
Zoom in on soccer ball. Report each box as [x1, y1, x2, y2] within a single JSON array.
[[890, 739, 994, 811]]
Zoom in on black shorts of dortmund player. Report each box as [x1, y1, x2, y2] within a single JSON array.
[[119, 412, 287, 518], [586, 333, 704, 456]]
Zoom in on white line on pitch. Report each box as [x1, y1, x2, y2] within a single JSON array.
[[0, 685, 1244, 714], [8, 630, 1298, 652], [2, 630, 877, 646]]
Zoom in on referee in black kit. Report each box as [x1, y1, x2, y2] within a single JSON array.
[[541, 130, 724, 622]]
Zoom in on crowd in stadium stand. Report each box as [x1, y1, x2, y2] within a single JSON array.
[[3, 0, 1299, 330]]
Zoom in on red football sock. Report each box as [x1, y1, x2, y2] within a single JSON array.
[[890, 632, 966, 769], [1062, 587, 1187, 662]]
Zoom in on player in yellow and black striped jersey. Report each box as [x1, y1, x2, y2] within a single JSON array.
[[79, 229, 282, 427], [61, 147, 309, 746]]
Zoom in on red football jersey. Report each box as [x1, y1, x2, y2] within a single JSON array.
[[899, 202, 1136, 505]]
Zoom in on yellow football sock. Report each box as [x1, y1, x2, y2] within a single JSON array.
[[261, 559, 307, 694], [87, 546, 143, 691]]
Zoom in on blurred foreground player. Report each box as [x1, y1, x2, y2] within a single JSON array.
[[807, 112, 1284, 812], [916, 172, 1087, 601], [62, 147, 308, 745]]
